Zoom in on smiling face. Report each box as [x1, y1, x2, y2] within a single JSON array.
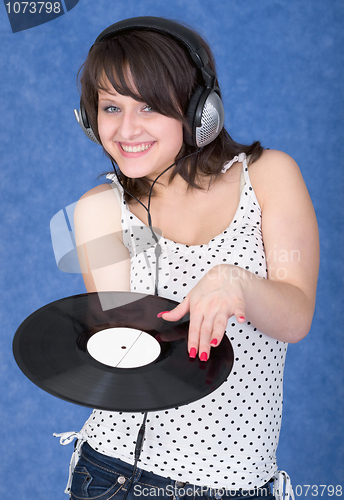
[[97, 87, 184, 180]]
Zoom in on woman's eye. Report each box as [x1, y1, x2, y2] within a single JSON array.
[[103, 105, 120, 113], [142, 104, 154, 113]]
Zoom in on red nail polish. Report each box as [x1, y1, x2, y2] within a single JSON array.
[[189, 347, 197, 359], [210, 339, 218, 346], [239, 316, 246, 321], [200, 352, 208, 362], [157, 311, 169, 318]]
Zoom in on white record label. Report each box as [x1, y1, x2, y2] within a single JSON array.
[[87, 327, 161, 368]]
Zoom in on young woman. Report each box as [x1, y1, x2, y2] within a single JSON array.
[[60, 16, 319, 500]]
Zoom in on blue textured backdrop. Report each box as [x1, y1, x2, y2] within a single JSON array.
[[0, 1, 343, 498]]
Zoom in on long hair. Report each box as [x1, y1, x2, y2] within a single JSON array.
[[78, 23, 263, 201]]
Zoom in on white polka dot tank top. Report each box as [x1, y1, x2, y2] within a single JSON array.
[[80, 154, 288, 490]]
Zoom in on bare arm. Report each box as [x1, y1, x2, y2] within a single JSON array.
[[242, 149, 319, 342], [162, 150, 319, 355], [74, 183, 131, 293]]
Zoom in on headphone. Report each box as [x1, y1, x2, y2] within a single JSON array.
[[74, 16, 225, 148]]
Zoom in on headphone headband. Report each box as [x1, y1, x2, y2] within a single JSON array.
[[93, 16, 215, 88], [95, 17, 208, 68]]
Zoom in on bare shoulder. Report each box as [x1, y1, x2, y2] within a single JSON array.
[[78, 183, 114, 202], [75, 183, 120, 215], [249, 149, 302, 182], [251, 148, 296, 165], [74, 183, 123, 242], [248, 149, 308, 210]]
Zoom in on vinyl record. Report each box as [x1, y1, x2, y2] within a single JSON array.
[[13, 292, 234, 412]]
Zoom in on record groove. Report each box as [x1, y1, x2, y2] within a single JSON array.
[[13, 292, 234, 412]]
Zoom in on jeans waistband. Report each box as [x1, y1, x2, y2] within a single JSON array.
[[80, 442, 273, 499]]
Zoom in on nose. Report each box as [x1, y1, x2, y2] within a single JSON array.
[[117, 109, 142, 140]]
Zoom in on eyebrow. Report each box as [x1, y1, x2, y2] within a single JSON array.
[[98, 96, 118, 101]]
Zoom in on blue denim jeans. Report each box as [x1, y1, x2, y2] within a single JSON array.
[[70, 442, 275, 500]]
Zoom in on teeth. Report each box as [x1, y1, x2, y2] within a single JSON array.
[[121, 143, 152, 153]]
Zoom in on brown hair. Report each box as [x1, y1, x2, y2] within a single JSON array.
[[78, 23, 263, 201]]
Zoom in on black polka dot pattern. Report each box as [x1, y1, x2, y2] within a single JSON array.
[[84, 156, 287, 490]]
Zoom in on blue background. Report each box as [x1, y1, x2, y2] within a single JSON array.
[[0, 0, 343, 498]]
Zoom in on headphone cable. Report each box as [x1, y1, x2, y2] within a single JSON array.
[[110, 149, 201, 498]]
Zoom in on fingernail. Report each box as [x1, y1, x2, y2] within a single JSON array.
[[239, 316, 245, 321], [189, 347, 197, 359], [200, 352, 208, 362], [210, 339, 218, 346], [157, 311, 169, 318]]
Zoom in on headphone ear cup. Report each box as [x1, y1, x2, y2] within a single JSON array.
[[185, 87, 225, 148], [184, 86, 204, 147], [195, 89, 225, 148], [74, 101, 101, 145]]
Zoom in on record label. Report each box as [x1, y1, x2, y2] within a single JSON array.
[[87, 327, 161, 368]]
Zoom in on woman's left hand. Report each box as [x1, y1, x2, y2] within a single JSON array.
[[158, 264, 246, 361]]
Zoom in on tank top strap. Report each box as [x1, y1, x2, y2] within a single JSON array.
[[106, 172, 131, 227], [223, 153, 250, 198], [106, 172, 148, 258], [221, 152, 246, 173], [241, 154, 262, 210], [106, 172, 125, 202]]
